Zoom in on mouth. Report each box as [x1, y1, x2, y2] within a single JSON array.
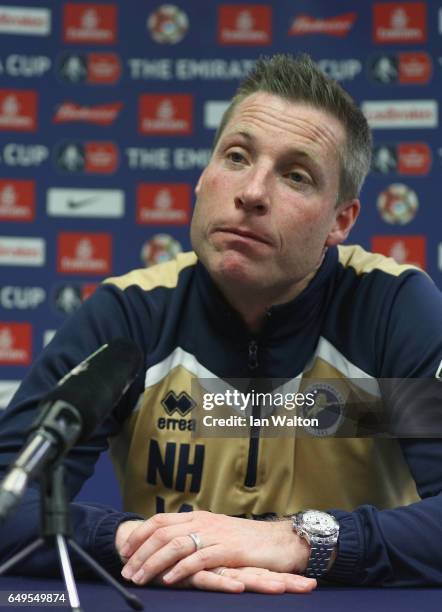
[[214, 227, 273, 246]]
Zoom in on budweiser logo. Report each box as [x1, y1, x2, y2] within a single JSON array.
[[53, 101, 123, 125], [289, 12, 356, 37]]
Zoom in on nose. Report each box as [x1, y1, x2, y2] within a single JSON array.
[[234, 166, 271, 215]]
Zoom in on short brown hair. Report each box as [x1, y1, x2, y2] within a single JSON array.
[[213, 54, 372, 204]]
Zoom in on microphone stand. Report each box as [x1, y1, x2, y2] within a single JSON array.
[[0, 464, 143, 612]]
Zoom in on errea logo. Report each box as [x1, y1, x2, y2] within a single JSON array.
[[162, 391, 195, 417]]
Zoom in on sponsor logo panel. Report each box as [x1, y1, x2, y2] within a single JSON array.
[[362, 100, 438, 128], [0, 286, 45, 309], [147, 5, 189, 44], [372, 143, 431, 175], [47, 188, 124, 217], [0, 322, 32, 365], [57, 232, 112, 275], [369, 52, 432, 84], [139, 94, 192, 135], [136, 184, 191, 225], [0, 90, 37, 132], [0, 55, 51, 77], [54, 141, 119, 174], [371, 235, 426, 269], [377, 183, 419, 224], [204, 100, 229, 129], [373, 2, 426, 44], [218, 5, 272, 45], [0, 6, 50, 35], [63, 3, 117, 44], [0, 236, 45, 266], [53, 101, 123, 125], [0, 179, 35, 221], [58, 53, 121, 84], [289, 12, 356, 37], [140, 234, 182, 267]]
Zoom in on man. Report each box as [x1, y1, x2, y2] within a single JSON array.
[[0, 54, 441, 594]]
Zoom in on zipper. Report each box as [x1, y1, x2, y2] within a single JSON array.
[[245, 339, 260, 487]]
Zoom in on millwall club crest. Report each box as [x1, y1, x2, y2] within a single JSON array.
[[300, 383, 345, 437]]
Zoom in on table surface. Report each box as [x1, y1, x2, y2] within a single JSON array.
[[1, 575, 442, 612]]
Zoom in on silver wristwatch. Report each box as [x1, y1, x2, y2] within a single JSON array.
[[292, 510, 340, 578]]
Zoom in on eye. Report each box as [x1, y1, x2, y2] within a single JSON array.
[[226, 150, 246, 164], [287, 170, 309, 183]]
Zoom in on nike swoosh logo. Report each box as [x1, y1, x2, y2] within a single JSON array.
[[67, 196, 100, 209]]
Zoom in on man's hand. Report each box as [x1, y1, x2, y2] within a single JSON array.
[[117, 511, 311, 588]]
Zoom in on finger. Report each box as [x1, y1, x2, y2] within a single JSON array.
[[122, 531, 203, 583], [180, 570, 245, 593], [225, 568, 316, 594], [161, 546, 227, 585], [120, 512, 194, 558]]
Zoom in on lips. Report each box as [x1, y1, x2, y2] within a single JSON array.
[[215, 227, 273, 246]]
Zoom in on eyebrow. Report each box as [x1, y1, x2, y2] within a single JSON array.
[[223, 129, 323, 175]]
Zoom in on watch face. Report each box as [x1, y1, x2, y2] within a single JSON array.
[[302, 511, 338, 536]]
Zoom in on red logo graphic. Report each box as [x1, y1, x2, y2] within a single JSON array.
[[289, 12, 356, 37], [371, 235, 426, 269], [57, 233, 112, 275], [136, 184, 191, 225], [138, 94, 192, 135], [0, 90, 37, 132], [88, 53, 121, 83], [84, 142, 118, 173], [398, 52, 431, 84], [373, 3, 426, 43], [0, 179, 35, 221], [398, 143, 431, 175], [0, 322, 32, 365], [53, 101, 123, 125], [218, 5, 272, 45], [63, 3, 117, 44]]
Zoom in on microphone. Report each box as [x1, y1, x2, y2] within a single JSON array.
[[0, 338, 142, 522]]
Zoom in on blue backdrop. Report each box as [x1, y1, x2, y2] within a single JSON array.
[[0, 0, 440, 506]]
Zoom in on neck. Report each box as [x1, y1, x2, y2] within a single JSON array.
[[217, 271, 316, 334]]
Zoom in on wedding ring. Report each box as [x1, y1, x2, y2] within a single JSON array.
[[216, 567, 227, 576], [188, 532, 203, 551]]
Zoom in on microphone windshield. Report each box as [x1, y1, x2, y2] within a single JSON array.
[[41, 338, 142, 442]]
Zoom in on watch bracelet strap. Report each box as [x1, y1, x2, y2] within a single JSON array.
[[305, 544, 336, 578]]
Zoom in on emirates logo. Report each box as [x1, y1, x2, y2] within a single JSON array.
[[2, 95, 19, 116], [157, 99, 175, 120], [0, 184, 16, 207], [81, 8, 99, 30], [236, 11, 253, 31], [75, 238, 94, 260], [0, 328, 13, 350], [154, 189, 172, 209]]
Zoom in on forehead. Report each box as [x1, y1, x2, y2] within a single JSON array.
[[220, 92, 346, 157]]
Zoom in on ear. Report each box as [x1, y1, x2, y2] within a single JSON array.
[[194, 168, 207, 197], [326, 199, 360, 246]]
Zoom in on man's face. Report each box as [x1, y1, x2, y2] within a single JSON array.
[[191, 92, 358, 303]]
